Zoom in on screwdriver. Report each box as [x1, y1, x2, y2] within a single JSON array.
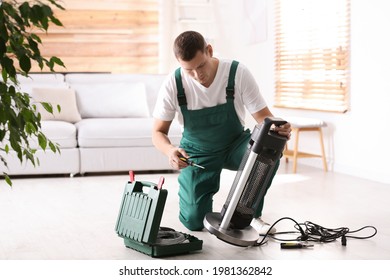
[[179, 156, 205, 169], [280, 242, 314, 249]]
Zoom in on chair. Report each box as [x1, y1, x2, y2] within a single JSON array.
[[283, 117, 328, 173]]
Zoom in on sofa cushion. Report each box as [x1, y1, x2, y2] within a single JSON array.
[[65, 73, 166, 116], [71, 82, 149, 118], [76, 118, 182, 148], [32, 87, 82, 123], [29, 121, 78, 149]]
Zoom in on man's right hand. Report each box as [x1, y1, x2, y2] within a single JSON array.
[[168, 147, 189, 170]]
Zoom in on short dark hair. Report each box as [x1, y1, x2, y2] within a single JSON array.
[[173, 31, 207, 61]]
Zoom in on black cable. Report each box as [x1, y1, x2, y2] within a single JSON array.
[[256, 217, 306, 246], [255, 217, 377, 247], [300, 221, 349, 243], [347, 225, 378, 239]]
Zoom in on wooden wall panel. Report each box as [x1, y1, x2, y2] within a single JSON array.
[[29, 0, 159, 73]]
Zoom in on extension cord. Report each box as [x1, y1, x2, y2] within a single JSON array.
[[256, 217, 377, 247]]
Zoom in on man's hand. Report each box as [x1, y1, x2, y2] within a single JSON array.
[[274, 122, 292, 140], [168, 147, 189, 170]]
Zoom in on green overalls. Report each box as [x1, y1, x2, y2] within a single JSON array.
[[175, 61, 278, 230]]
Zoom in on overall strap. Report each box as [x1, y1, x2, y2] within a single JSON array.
[[226, 60, 239, 99], [175, 68, 187, 107]]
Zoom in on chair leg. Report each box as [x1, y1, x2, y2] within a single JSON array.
[[292, 128, 300, 173], [284, 143, 289, 163], [318, 128, 328, 172]]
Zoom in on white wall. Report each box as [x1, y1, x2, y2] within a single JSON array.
[[161, 0, 390, 184]]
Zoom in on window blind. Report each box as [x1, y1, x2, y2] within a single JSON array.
[[274, 0, 350, 112]]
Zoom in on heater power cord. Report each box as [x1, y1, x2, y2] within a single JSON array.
[[255, 217, 377, 247]]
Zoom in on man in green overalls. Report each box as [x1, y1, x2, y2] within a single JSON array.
[[152, 31, 291, 232]]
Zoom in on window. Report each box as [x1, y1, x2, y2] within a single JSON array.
[[274, 0, 350, 112]]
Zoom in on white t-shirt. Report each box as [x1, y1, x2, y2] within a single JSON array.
[[153, 59, 267, 127]]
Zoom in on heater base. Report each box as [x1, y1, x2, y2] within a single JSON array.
[[204, 212, 259, 247]]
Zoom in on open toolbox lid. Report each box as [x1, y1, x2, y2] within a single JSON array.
[[115, 171, 202, 257], [115, 171, 167, 244]]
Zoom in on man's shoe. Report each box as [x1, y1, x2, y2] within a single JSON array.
[[250, 217, 276, 235]]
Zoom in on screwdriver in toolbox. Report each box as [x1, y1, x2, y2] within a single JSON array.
[[179, 156, 205, 169]]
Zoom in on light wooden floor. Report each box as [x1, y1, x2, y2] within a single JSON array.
[[0, 162, 389, 260]]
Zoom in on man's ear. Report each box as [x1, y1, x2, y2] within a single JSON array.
[[206, 44, 213, 57]]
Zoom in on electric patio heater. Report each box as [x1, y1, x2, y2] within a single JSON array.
[[204, 117, 288, 246]]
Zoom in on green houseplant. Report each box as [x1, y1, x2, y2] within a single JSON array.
[[0, 0, 65, 186]]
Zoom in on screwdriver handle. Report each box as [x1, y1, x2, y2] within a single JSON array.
[[179, 156, 192, 166], [179, 156, 205, 169]]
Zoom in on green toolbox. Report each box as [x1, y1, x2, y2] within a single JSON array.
[[115, 171, 203, 258]]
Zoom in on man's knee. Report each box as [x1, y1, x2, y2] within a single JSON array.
[[179, 205, 208, 231]]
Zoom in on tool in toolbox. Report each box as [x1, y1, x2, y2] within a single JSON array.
[[203, 117, 288, 246], [179, 156, 205, 169], [115, 171, 203, 257]]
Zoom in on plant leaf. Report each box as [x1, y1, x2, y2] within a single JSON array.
[[24, 149, 36, 166], [49, 141, 58, 153], [0, 129, 5, 142], [18, 2, 31, 23], [49, 15, 63, 27], [1, 68, 8, 83], [25, 122, 36, 134], [30, 33, 42, 44], [27, 37, 40, 56], [41, 102, 53, 114], [0, 38, 7, 56], [38, 133, 47, 150], [50, 56, 66, 68], [5, 175, 12, 187], [1, 56, 16, 78], [20, 54, 31, 73], [47, 0, 65, 10]]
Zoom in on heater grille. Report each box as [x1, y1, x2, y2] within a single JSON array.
[[238, 155, 273, 214]]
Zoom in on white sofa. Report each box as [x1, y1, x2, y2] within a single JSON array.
[[1, 73, 181, 176]]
